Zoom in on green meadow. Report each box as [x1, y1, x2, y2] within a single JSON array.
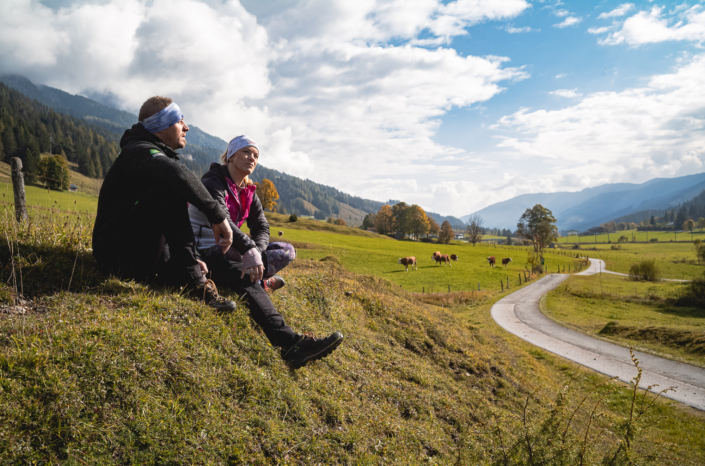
[[550, 241, 703, 280], [248, 222, 580, 294], [556, 229, 705, 244], [544, 273, 705, 368], [0, 182, 98, 214]]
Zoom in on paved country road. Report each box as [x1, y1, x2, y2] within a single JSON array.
[[491, 258, 705, 411]]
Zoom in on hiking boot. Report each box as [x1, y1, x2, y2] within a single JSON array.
[[195, 279, 237, 313], [263, 275, 286, 293], [282, 332, 344, 369]]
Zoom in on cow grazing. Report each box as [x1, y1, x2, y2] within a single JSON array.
[[434, 254, 451, 266], [398, 256, 417, 271], [502, 257, 513, 268], [278, 231, 284, 237], [487, 256, 496, 268], [432, 251, 441, 261], [450, 254, 459, 261]]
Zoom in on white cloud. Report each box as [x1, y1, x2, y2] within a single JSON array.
[[588, 26, 612, 35], [0, 0, 534, 216], [555, 73, 567, 79], [554, 16, 581, 28], [554, 9, 570, 17], [549, 88, 582, 98], [600, 5, 705, 46], [494, 53, 705, 190], [504, 25, 537, 33], [598, 3, 633, 19]]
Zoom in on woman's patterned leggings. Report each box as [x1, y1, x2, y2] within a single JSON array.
[[212, 241, 296, 278], [261, 242, 296, 277]]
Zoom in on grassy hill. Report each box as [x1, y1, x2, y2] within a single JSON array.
[[1, 209, 705, 463]]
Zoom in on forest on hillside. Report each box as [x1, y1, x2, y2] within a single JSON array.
[[609, 189, 705, 230], [0, 83, 120, 183]]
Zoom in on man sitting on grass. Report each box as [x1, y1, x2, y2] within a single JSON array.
[[92, 96, 236, 312]]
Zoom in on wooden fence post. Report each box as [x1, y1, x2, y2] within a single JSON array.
[[11, 158, 27, 223], [501, 281, 503, 291]]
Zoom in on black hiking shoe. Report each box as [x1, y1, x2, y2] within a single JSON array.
[[195, 279, 237, 313], [282, 332, 344, 369]]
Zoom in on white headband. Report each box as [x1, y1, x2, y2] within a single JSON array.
[[226, 135, 259, 160]]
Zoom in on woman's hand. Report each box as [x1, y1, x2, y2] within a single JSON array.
[[241, 264, 264, 282]]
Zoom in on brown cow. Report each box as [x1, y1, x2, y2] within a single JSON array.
[[450, 254, 459, 261], [501, 257, 512, 268], [398, 256, 417, 271], [432, 251, 441, 260], [434, 254, 451, 266], [278, 231, 284, 237], [487, 256, 496, 268]]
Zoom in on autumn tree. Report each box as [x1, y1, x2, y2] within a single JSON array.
[[465, 214, 483, 246], [516, 204, 557, 256], [438, 220, 454, 244], [255, 179, 279, 212], [427, 217, 440, 237], [407, 205, 429, 240], [684, 219, 695, 231], [334, 218, 347, 226], [375, 205, 396, 235], [327, 217, 335, 224], [699, 218, 705, 231]]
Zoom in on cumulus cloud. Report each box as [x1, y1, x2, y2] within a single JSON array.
[[494, 53, 705, 190], [598, 3, 633, 19], [549, 88, 582, 98], [0, 0, 533, 215], [555, 73, 567, 79], [599, 5, 705, 46], [554, 16, 581, 28]]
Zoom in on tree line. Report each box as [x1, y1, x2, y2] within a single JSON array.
[[0, 83, 120, 187], [609, 189, 705, 231]]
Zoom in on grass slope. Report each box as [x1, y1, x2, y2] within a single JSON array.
[[2, 212, 705, 464], [543, 273, 705, 368]]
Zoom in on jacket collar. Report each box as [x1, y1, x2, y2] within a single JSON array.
[[120, 123, 180, 160]]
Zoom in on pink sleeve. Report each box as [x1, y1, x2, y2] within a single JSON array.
[[241, 247, 263, 269]]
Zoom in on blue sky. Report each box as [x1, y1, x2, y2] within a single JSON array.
[[1, 0, 705, 218]]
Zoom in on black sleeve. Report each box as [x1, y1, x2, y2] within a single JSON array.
[[133, 149, 227, 225], [246, 194, 270, 252], [201, 173, 258, 255]]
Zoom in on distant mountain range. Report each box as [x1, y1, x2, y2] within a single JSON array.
[[461, 173, 705, 231], [10, 73, 695, 233]]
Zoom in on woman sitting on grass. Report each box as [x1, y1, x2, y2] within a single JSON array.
[[188, 135, 343, 369]]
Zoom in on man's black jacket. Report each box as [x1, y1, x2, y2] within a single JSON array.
[[92, 124, 227, 262]]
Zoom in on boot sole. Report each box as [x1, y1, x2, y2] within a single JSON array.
[[288, 333, 344, 369]]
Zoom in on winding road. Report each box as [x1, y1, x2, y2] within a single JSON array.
[[491, 258, 705, 411]]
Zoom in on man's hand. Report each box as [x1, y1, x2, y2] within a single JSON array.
[[197, 259, 209, 275], [240, 264, 265, 282], [212, 220, 233, 253]]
